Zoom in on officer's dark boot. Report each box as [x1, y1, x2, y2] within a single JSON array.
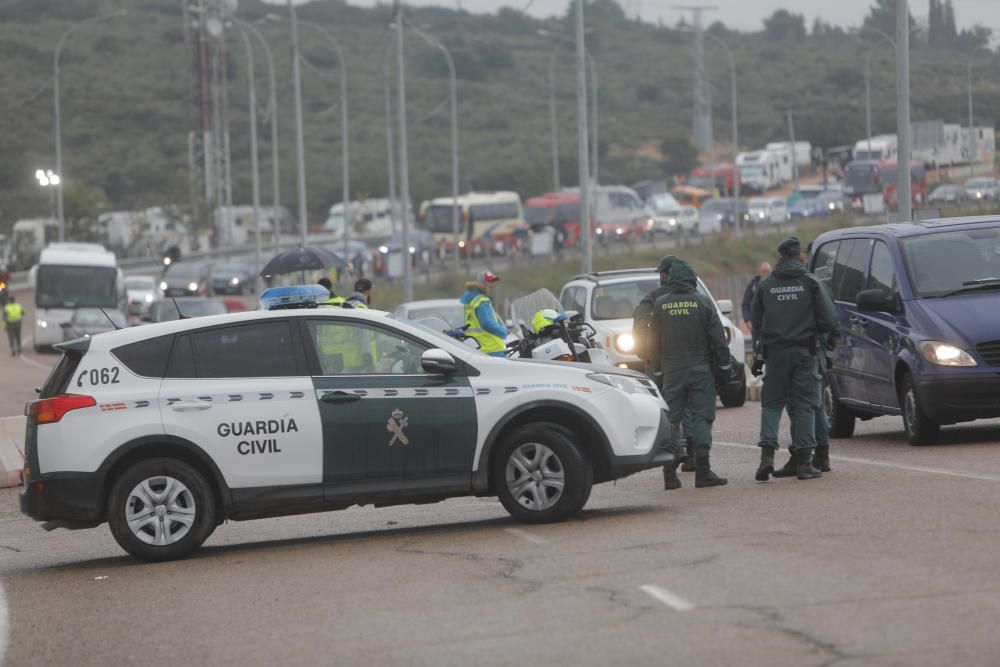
[[662, 461, 682, 490], [772, 451, 798, 478], [755, 447, 775, 481], [796, 449, 823, 480], [813, 444, 831, 472], [681, 438, 696, 472], [695, 455, 728, 488]]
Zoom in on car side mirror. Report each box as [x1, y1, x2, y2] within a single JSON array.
[[421, 348, 457, 374], [717, 299, 733, 317], [856, 288, 891, 312]]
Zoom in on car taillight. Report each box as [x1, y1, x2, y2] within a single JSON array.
[[27, 394, 96, 425]]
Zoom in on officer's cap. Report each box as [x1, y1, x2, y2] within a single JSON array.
[[476, 270, 500, 284], [777, 236, 801, 256]]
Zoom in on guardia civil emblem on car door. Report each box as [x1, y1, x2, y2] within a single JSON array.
[[387, 409, 410, 446]]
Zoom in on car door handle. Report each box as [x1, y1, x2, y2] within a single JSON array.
[[170, 400, 212, 412], [321, 391, 362, 404]]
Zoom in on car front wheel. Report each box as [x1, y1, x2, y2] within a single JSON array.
[[494, 424, 593, 524], [900, 373, 940, 445], [824, 380, 856, 438], [108, 457, 217, 562]]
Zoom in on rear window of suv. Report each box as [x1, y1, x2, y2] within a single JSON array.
[[113, 336, 174, 378]]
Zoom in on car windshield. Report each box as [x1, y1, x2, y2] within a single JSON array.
[[648, 193, 679, 211], [125, 277, 154, 290], [966, 179, 992, 188], [403, 304, 465, 329], [591, 278, 713, 320], [166, 264, 202, 279], [153, 299, 227, 321], [212, 264, 242, 275], [900, 228, 1000, 297], [424, 205, 460, 233], [701, 199, 729, 212], [523, 207, 551, 225]]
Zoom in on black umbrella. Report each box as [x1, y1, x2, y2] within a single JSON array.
[[259, 246, 348, 277]]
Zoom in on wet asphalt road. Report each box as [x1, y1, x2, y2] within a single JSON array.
[[3, 369, 1000, 666]]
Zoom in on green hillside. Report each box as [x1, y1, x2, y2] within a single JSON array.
[[1, 0, 998, 233]]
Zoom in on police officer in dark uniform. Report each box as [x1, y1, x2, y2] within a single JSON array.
[[751, 237, 839, 481], [650, 259, 732, 489], [633, 255, 698, 472]]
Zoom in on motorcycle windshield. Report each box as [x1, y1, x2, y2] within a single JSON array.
[[509, 288, 564, 338]]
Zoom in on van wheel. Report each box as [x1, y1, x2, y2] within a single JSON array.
[[824, 380, 855, 438], [900, 373, 940, 446], [108, 458, 217, 562], [719, 379, 747, 407], [494, 424, 593, 524]]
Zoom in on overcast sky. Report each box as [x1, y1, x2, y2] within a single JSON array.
[[291, 0, 999, 32]]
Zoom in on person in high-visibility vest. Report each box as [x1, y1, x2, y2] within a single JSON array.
[[317, 277, 348, 307], [345, 278, 372, 309], [460, 270, 508, 357], [4, 294, 24, 357]]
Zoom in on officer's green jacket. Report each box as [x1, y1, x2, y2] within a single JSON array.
[[649, 260, 729, 373], [750, 258, 839, 350], [631, 256, 678, 361]]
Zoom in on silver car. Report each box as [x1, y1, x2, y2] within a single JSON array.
[[963, 177, 1000, 201], [124, 275, 160, 316]]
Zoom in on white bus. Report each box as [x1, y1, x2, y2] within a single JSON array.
[[29, 243, 122, 350]]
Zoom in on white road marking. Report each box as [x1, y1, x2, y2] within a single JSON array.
[[716, 441, 1000, 483], [504, 527, 549, 545], [639, 584, 695, 612], [0, 579, 9, 666]]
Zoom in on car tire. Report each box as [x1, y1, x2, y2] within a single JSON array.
[[824, 379, 856, 438], [107, 457, 217, 562], [493, 423, 593, 524], [900, 373, 940, 446], [719, 379, 747, 407]]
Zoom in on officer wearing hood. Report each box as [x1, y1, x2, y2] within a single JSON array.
[[751, 237, 839, 481], [649, 259, 732, 489]]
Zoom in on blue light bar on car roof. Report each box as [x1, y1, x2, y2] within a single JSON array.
[[258, 285, 329, 310]]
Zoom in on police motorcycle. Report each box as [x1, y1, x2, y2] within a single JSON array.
[[506, 288, 611, 366]]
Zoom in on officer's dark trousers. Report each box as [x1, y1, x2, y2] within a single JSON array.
[[759, 346, 817, 452], [788, 366, 827, 447], [647, 362, 694, 439], [6, 321, 21, 356], [661, 364, 716, 458]]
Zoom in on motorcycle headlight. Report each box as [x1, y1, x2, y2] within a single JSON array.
[[614, 333, 635, 354], [919, 341, 977, 367]]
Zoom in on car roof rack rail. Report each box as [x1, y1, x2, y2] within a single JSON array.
[[567, 268, 657, 282]]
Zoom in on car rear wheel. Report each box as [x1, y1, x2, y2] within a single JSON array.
[[824, 380, 856, 438], [900, 373, 940, 446], [108, 458, 217, 562], [494, 424, 593, 524]]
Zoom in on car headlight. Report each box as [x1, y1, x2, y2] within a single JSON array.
[[160, 281, 168, 291], [457, 241, 466, 249], [163, 257, 172, 266], [144, 293, 154, 302], [187, 282, 198, 291], [614, 333, 635, 354], [668, 218, 677, 226], [723, 326, 732, 344], [378, 245, 389, 254], [231, 277, 240, 285], [37, 319, 48, 328], [595, 228, 604, 235], [919, 341, 977, 367], [587, 372, 646, 394], [409, 246, 416, 254]]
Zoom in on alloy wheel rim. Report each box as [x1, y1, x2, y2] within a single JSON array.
[[126, 476, 197, 546], [506, 443, 565, 511]]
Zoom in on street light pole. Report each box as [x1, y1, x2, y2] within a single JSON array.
[[383, 49, 399, 233], [865, 51, 872, 155], [395, 5, 414, 302], [703, 32, 738, 225], [288, 0, 308, 247], [896, 0, 912, 221], [547, 47, 561, 191], [574, 0, 592, 274], [404, 18, 460, 272], [238, 21, 282, 256], [53, 11, 126, 242], [237, 26, 263, 292]]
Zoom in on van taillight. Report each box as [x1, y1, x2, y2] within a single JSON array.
[[27, 394, 96, 425]]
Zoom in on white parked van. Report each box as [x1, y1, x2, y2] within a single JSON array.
[[748, 197, 789, 224]]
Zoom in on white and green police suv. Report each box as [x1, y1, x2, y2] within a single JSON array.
[[21, 287, 673, 561]]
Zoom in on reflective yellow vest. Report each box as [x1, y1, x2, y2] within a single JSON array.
[[464, 294, 505, 354], [4, 302, 23, 323]]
